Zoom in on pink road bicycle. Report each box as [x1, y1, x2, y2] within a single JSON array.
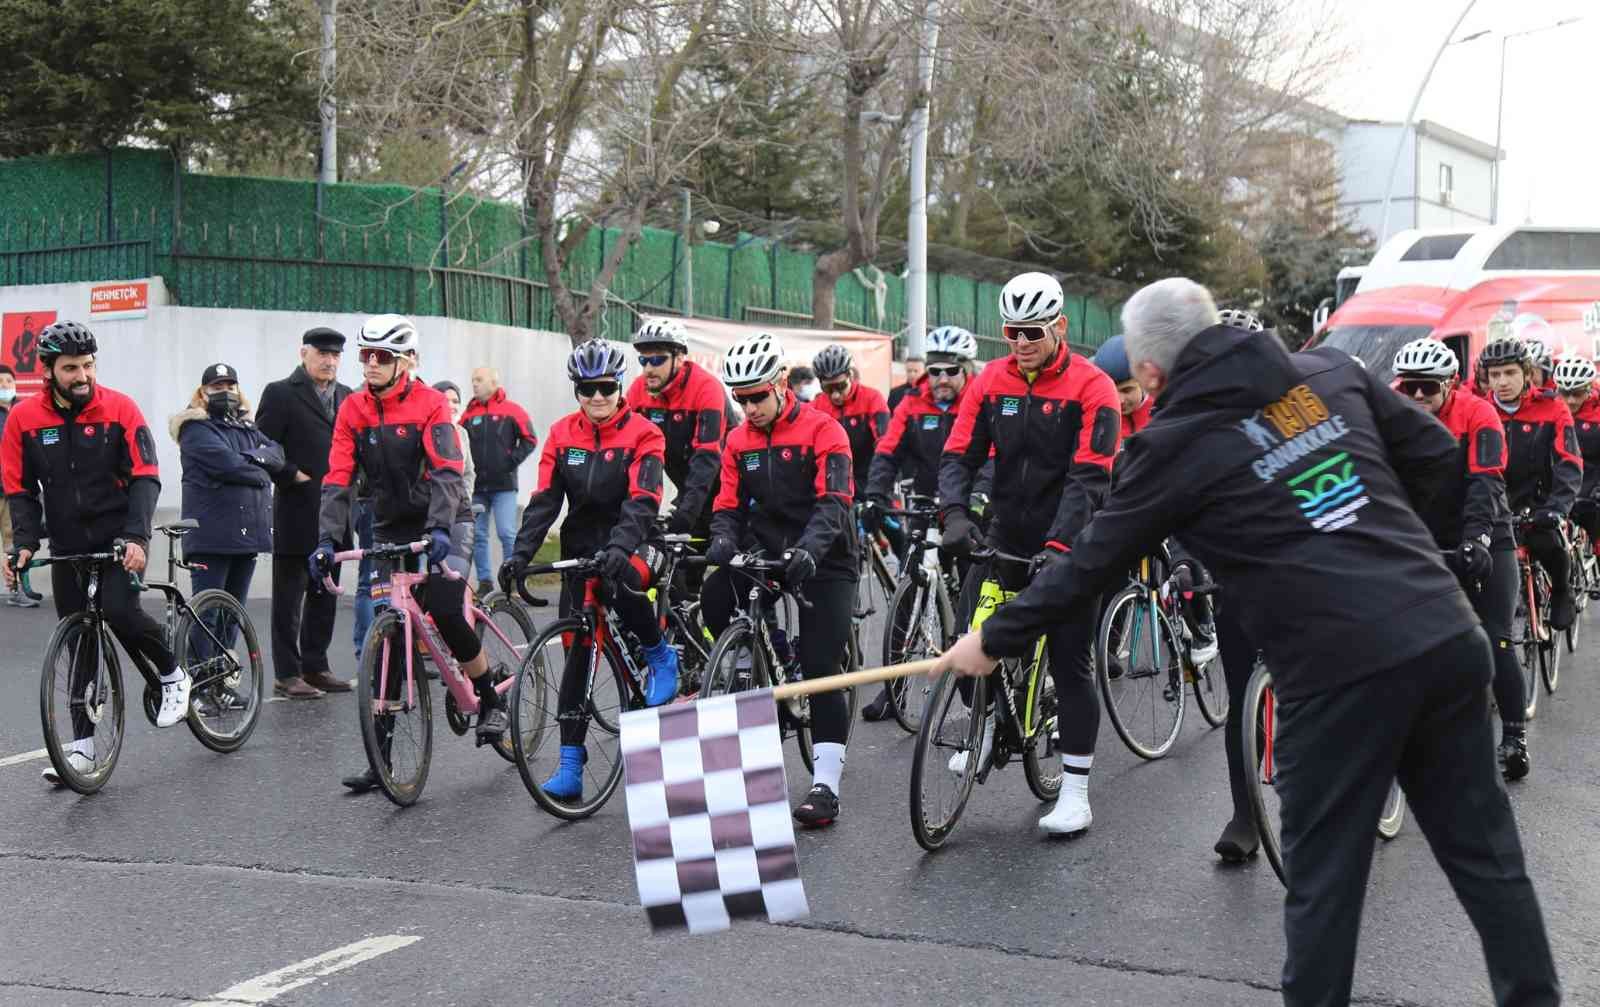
[[324, 540, 537, 807]]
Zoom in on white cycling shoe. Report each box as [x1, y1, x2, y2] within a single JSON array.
[[1189, 636, 1220, 668], [947, 714, 995, 776], [1040, 779, 1092, 836], [155, 670, 192, 728], [42, 739, 94, 786]]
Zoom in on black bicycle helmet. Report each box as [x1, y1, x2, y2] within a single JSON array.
[[37, 320, 98, 361], [813, 344, 853, 381], [567, 339, 628, 382], [1479, 336, 1528, 369]]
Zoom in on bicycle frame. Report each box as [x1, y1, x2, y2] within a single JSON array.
[[968, 564, 1050, 752]]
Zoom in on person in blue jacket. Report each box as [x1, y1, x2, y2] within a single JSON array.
[[169, 363, 285, 604]]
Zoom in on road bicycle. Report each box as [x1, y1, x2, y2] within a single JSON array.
[[879, 492, 961, 735], [909, 548, 1059, 852], [26, 526, 265, 794], [326, 540, 535, 807], [698, 553, 861, 775], [646, 526, 714, 695], [507, 552, 699, 819], [1564, 520, 1595, 654], [854, 501, 900, 634], [1095, 542, 1227, 760], [1511, 516, 1559, 720], [1241, 661, 1406, 887]]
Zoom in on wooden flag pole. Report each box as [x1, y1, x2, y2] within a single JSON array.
[[770, 658, 944, 700]]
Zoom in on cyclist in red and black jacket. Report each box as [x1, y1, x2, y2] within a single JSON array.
[[624, 317, 727, 537], [312, 315, 492, 794], [3, 322, 193, 780], [1481, 334, 1582, 631], [497, 340, 674, 802], [809, 343, 890, 492], [1556, 354, 1600, 554], [703, 332, 857, 828], [938, 271, 1121, 837], [1392, 338, 1529, 781]]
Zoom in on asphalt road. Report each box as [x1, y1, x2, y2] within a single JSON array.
[[1, 588, 1596, 1006]]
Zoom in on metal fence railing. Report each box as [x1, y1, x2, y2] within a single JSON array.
[[0, 239, 152, 288]]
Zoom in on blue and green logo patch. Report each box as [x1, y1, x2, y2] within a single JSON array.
[[565, 447, 590, 466]]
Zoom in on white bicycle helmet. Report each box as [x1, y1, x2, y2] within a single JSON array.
[[632, 316, 689, 352], [999, 272, 1064, 324], [1217, 308, 1265, 333], [813, 344, 853, 381], [925, 325, 978, 360], [1553, 354, 1597, 392], [1392, 338, 1459, 380], [358, 313, 419, 356], [721, 332, 785, 389]]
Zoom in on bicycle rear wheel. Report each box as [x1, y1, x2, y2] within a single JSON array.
[[39, 614, 124, 795], [356, 611, 433, 807], [512, 617, 629, 820], [1376, 779, 1405, 840], [1096, 586, 1186, 760], [178, 589, 265, 754], [478, 595, 537, 764], [1241, 662, 1285, 886], [882, 575, 946, 735], [1021, 653, 1061, 802], [704, 620, 814, 769], [1191, 651, 1229, 728], [910, 671, 986, 851]]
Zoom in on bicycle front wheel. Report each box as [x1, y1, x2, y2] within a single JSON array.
[[178, 589, 265, 754], [1021, 653, 1062, 801], [478, 594, 537, 764], [1513, 589, 1539, 720], [512, 617, 629, 820], [704, 619, 815, 769], [1241, 662, 1285, 886], [882, 575, 946, 735], [909, 671, 986, 851], [357, 611, 433, 807], [39, 614, 124, 795], [1096, 586, 1186, 760], [1376, 779, 1405, 840], [1191, 647, 1229, 729]]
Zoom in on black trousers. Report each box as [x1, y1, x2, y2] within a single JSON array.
[[956, 555, 1100, 758], [270, 555, 338, 682], [1523, 526, 1570, 603], [1215, 602, 1256, 825], [700, 569, 854, 747], [1463, 547, 1524, 729], [1275, 628, 1558, 1007], [54, 560, 175, 740]]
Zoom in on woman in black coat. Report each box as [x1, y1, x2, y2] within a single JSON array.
[[169, 363, 286, 603]]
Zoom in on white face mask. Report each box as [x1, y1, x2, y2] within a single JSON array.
[[0, 388, 14, 403]]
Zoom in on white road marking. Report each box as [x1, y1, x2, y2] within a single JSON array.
[[186, 934, 420, 1005], [0, 749, 48, 769]]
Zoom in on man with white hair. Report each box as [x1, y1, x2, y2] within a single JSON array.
[[934, 277, 1558, 1007]]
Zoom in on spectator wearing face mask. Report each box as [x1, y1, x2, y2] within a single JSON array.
[[169, 363, 287, 606], [0, 363, 31, 606]]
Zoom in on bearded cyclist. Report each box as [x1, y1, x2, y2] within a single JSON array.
[[1482, 335, 1581, 631], [940, 271, 1121, 836], [2, 321, 192, 784], [857, 325, 990, 721], [1556, 354, 1600, 557], [1393, 338, 1527, 780], [499, 340, 676, 799], [317, 315, 494, 794], [703, 333, 858, 827]]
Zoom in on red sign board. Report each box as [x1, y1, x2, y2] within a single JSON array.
[[89, 281, 149, 318], [2, 310, 57, 396]]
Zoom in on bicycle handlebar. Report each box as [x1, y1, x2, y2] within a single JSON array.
[[321, 539, 462, 595], [970, 546, 1035, 568]]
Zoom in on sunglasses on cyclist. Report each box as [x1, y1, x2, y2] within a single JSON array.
[[575, 380, 619, 399], [734, 386, 775, 406], [926, 364, 963, 379], [359, 347, 398, 366], [637, 352, 672, 368], [1398, 379, 1443, 398], [821, 379, 851, 394], [1002, 323, 1053, 343]]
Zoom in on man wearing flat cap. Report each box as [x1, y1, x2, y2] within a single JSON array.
[[256, 328, 354, 699]]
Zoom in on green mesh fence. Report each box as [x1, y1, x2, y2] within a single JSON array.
[[0, 149, 1122, 353]]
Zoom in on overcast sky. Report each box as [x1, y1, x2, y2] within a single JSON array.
[[1317, 0, 1595, 226]]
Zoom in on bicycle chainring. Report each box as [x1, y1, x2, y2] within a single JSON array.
[[442, 691, 470, 736]]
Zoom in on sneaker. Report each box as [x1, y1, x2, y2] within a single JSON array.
[[641, 639, 680, 707], [7, 588, 40, 609], [1499, 736, 1530, 782], [341, 766, 381, 793], [476, 579, 494, 599], [1039, 784, 1092, 836], [1550, 591, 1576, 631], [1214, 817, 1259, 862], [543, 744, 586, 800], [1188, 625, 1220, 667], [947, 713, 995, 776], [155, 670, 191, 728], [861, 686, 893, 722], [42, 740, 94, 786], [793, 783, 839, 828]]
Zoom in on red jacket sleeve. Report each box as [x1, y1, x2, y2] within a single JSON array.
[[318, 399, 360, 545], [114, 394, 160, 545], [938, 368, 991, 517], [1548, 399, 1582, 515], [612, 421, 666, 553], [712, 438, 742, 513], [422, 396, 467, 531], [0, 405, 23, 497], [1046, 365, 1120, 549], [864, 386, 890, 439], [796, 416, 854, 560]]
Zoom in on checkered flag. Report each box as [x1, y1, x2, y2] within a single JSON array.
[[620, 688, 809, 933]]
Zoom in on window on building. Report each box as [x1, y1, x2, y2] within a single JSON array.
[[1438, 163, 1454, 205]]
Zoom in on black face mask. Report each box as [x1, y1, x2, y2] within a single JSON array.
[[207, 390, 241, 417]]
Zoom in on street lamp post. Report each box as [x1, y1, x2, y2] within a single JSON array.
[[1377, 1, 1485, 246], [905, 0, 939, 362], [1492, 17, 1583, 224]]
